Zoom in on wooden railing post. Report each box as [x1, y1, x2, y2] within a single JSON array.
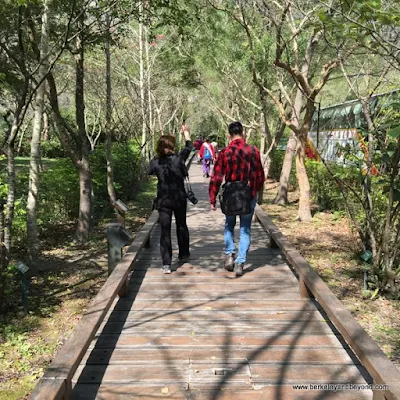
[[63, 380, 72, 400], [270, 235, 279, 248], [299, 275, 314, 298], [118, 276, 129, 298]]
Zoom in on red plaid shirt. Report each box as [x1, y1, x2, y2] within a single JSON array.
[[209, 138, 265, 206]]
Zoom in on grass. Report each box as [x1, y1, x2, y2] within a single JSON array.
[[0, 178, 156, 400], [261, 179, 400, 369]]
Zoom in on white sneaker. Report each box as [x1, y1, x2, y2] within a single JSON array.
[[161, 265, 171, 274]]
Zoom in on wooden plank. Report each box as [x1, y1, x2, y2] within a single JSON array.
[[119, 290, 301, 301], [72, 363, 369, 385], [192, 363, 369, 384], [105, 310, 324, 322], [130, 271, 295, 281], [114, 298, 319, 312], [128, 282, 297, 291], [81, 346, 359, 365], [71, 384, 373, 400], [254, 204, 400, 400], [98, 320, 335, 335], [29, 211, 159, 400], [91, 333, 346, 348]]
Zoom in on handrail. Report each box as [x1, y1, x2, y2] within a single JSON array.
[[254, 204, 400, 400], [30, 147, 196, 400]]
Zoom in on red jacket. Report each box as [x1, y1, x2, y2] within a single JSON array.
[[209, 138, 265, 206]]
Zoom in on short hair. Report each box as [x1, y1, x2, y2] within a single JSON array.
[[228, 121, 243, 136], [156, 135, 176, 157]]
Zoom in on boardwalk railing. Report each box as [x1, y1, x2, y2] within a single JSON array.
[[30, 149, 196, 400], [254, 204, 400, 400]]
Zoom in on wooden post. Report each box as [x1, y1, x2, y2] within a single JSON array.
[[63, 380, 72, 400], [118, 277, 129, 298], [299, 276, 314, 298], [270, 235, 279, 248]]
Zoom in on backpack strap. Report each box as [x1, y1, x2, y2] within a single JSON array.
[[203, 142, 212, 155]]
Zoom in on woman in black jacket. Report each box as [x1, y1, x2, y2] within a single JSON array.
[[148, 127, 192, 274]]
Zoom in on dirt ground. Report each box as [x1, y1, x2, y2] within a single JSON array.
[[261, 180, 400, 369]]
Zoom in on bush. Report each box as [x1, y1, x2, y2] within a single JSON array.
[[306, 160, 346, 211], [41, 140, 66, 158], [2, 141, 144, 247], [90, 141, 141, 218], [269, 150, 298, 189]]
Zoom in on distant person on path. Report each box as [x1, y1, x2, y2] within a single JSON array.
[[148, 125, 192, 274], [193, 137, 203, 163], [199, 138, 215, 178], [209, 121, 265, 277], [211, 139, 218, 158]]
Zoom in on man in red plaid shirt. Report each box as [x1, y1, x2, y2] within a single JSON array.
[[209, 121, 265, 277]]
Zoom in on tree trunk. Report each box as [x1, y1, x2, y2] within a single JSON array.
[[76, 159, 92, 243], [105, 13, 117, 203], [5, 130, 18, 252], [17, 123, 28, 155], [274, 87, 303, 205], [295, 131, 312, 221], [0, 199, 8, 312], [274, 131, 297, 205], [145, 26, 153, 163], [264, 120, 286, 178], [75, 17, 92, 243], [139, 1, 147, 178], [27, 0, 50, 269], [42, 111, 49, 141]]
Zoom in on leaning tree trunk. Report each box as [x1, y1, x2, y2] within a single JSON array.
[[274, 85, 303, 205], [295, 130, 312, 221], [274, 131, 297, 205], [263, 120, 286, 178], [27, 0, 50, 268]]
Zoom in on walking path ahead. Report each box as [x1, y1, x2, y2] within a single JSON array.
[[71, 162, 373, 399]]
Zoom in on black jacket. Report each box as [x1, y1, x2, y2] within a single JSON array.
[[148, 140, 192, 207]]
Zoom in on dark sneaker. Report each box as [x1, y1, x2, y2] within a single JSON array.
[[224, 253, 235, 271], [178, 254, 190, 264], [234, 263, 244, 277], [161, 265, 171, 274]]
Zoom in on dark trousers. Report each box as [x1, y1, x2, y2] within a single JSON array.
[[158, 201, 190, 265]]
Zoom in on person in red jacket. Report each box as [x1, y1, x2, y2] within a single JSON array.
[[209, 121, 265, 277], [199, 138, 216, 178]]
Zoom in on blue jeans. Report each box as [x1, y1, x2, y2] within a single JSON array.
[[224, 197, 257, 264]]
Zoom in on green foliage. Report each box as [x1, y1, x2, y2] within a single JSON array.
[[306, 160, 360, 212], [269, 150, 297, 189], [90, 141, 141, 216]]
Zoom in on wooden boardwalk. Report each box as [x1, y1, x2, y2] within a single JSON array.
[[71, 162, 374, 399]]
